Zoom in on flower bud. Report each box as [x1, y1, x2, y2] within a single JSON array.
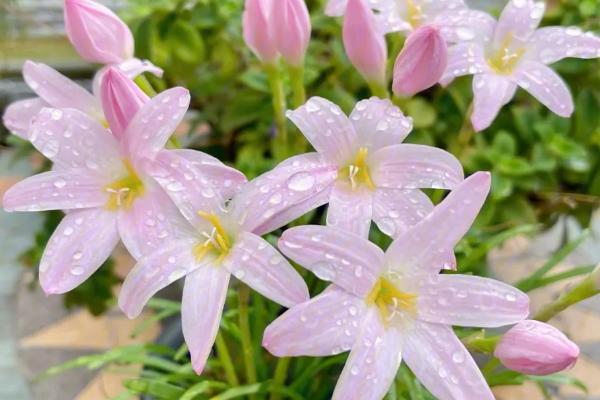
[[243, 0, 279, 63], [343, 0, 387, 85], [100, 67, 149, 139], [392, 25, 447, 97], [494, 320, 579, 376], [64, 0, 134, 64], [272, 0, 311, 66]]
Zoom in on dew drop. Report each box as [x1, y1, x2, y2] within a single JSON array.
[[72, 251, 83, 260], [452, 351, 465, 364], [313, 262, 336, 281], [287, 172, 315, 192], [71, 266, 85, 276], [63, 227, 74, 236], [53, 179, 66, 189]]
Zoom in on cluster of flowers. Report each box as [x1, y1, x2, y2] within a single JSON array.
[[2, 0, 594, 399]]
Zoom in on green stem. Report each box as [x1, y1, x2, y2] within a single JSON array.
[[215, 332, 239, 386], [270, 357, 291, 400], [450, 102, 474, 158], [265, 63, 289, 161], [288, 65, 306, 108], [134, 75, 158, 97], [368, 80, 390, 99], [238, 284, 258, 388]]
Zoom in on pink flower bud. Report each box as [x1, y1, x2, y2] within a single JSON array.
[[343, 0, 387, 85], [392, 25, 447, 97], [272, 0, 311, 66], [494, 320, 579, 376], [100, 67, 149, 139], [64, 0, 134, 65], [243, 0, 279, 63]]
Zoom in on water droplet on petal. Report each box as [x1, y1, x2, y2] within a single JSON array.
[[287, 172, 315, 192], [312, 262, 336, 281], [54, 179, 66, 189]]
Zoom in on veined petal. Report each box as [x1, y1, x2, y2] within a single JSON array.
[[287, 97, 358, 165], [225, 232, 308, 307], [326, 181, 373, 239], [403, 321, 494, 400], [418, 275, 529, 327], [39, 208, 119, 294], [370, 144, 464, 190], [124, 87, 190, 161], [527, 27, 600, 65], [3, 169, 108, 212], [372, 188, 433, 238], [513, 61, 574, 117], [471, 73, 517, 132], [332, 308, 402, 400], [118, 238, 201, 319], [29, 108, 121, 173], [182, 265, 230, 375], [494, 0, 545, 47], [385, 172, 491, 277], [263, 285, 366, 357], [436, 9, 496, 44], [230, 153, 337, 236], [3, 98, 46, 139], [440, 42, 489, 86], [349, 97, 412, 151], [279, 225, 384, 297], [23, 61, 99, 115]]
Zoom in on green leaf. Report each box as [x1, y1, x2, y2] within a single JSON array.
[[528, 374, 588, 393], [124, 379, 185, 399]]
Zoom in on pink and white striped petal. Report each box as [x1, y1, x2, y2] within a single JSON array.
[[494, 0, 545, 48], [279, 225, 384, 297], [403, 321, 494, 400], [182, 265, 230, 374], [417, 275, 530, 328], [527, 27, 600, 65], [119, 239, 201, 319], [513, 61, 574, 118], [263, 285, 366, 357], [3, 98, 46, 139], [287, 97, 358, 165], [39, 208, 119, 294], [471, 73, 517, 132], [224, 231, 309, 308], [3, 169, 108, 212], [332, 308, 402, 400], [372, 188, 433, 238], [326, 181, 373, 238], [371, 144, 464, 190], [440, 42, 489, 86]]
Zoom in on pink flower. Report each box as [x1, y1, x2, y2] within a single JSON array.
[[441, 0, 600, 131], [64, 0, 162, 78], [286, 96, 464, 238], [2, 82, 246, 295], [117, 160, 332, 374], [494, 320, 579, 376], [264, 172, 530, 400], [392, 25, 448, 96], [342, 0, 387, 85]]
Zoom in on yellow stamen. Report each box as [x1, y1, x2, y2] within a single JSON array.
[[487, 33, 525, 74], [105, 159, 145, 211], [338, 147, 376, 190], [367, 277, 417, 327], [406, 0, 423, 28], [193, 211, 232, 264]]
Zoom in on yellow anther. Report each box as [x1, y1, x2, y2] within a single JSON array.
[[487, 34, 525, 74], [406, 0, 423, 28], [339, 147, 376, 190], [105, 159, 145, 211], [367, 277, 417, 327], [193, 211, 232, 264]]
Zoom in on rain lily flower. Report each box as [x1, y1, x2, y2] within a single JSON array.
[[495, 320, 579, 375], [392, 25, 448, 96], [264, 172, 530, 400], [286, 96, 464, 238], [64, 0, 162, 79], [3, 75, 245, 295], [117, 158, 338, 373], [441, 0, 600, 131]]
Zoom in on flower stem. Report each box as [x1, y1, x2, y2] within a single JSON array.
[[368, 80, 389, 99], [450, 102, 474, 158], [238, 284, 258, 389], [134, 75, 157, 97], [270, 357, 291, 400], [265, 63, 289, 161], [288, 65, 306, 109], [215, 332, 239, 386]]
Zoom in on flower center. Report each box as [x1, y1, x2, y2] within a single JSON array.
[[366, 277, 417, 327], [487, 34, 525, 74], [405, 0, 423, 28], [338, 147, 375, 190], [105, 159, 145, 210], [193, 211, 232, 264]]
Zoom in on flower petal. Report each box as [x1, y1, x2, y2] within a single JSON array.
[[23, 61, 99, 115], [494, 0, 545, 47], [230, 153, 337, 236], [124, 87, 190, 161], [385, 172, 491, 277], [418, 275, 530, 327], [287, 97, 358, 165], [527, 27, 600, 65], [403, 321, 494, 400], [279, 225, 384, 297], [182, 265, 230, 374], [513, 61, 574, 117], [440, 42, 489, 86], [3, 169, 108, 212], [263, 285, 366, 357], [471, 73, 517, 132], [3, 98, 46, 138], [225, 231, 309, 308], [372, 188, 433, 238], [332, 308, 402, 400], [118, 238, 200, 319], [326, 181, 373, 238], [436, 9, 496, 44], [349, 97, 412, 151], [370, 144, 464, 190], [39, 208, 119, 294]]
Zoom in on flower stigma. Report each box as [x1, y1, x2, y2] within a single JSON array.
[[193, 211, 232, 264], [366, 277, 417, 327], [339, 147, 375, 190], [105, 159, 145, 210]]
